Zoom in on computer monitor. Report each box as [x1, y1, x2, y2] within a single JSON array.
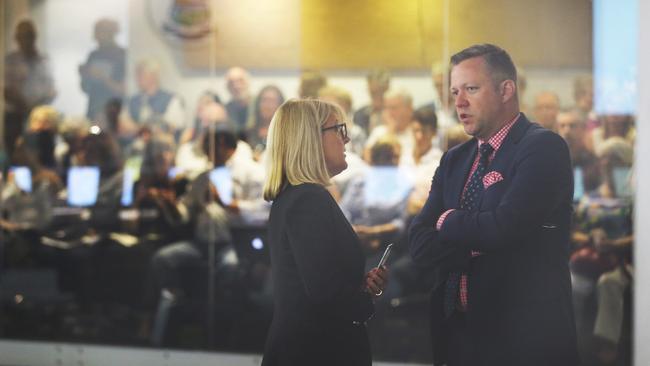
[[364, 166, 413, 206], [67, 166, 100, 207], [209, 167, 233, 205], [573, 167, 584, 202], [10, 166, 32, 193], [120, 168, 136, 206]]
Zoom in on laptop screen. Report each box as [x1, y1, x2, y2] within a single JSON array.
[[10, 166, 32, 193], [67, 166, 100, 207], [209, 167, 233, 205], [573, 167, 584, 202]]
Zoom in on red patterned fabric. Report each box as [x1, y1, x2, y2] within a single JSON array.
[[483, 170, 504, 189]]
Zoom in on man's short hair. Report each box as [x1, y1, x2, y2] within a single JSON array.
[[384, 88, 413, 108], [450, 44, 517, 86], [366, 68, 391, 87]]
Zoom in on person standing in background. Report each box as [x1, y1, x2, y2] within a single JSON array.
[[4, 20, 57, 158], [79, 18, 126, 121]]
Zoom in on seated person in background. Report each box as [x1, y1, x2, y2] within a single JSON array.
[[1, 138, 62, 266], [406, 107, 443, 215], [354, 68, 390, 135], [318, 85, 367, 156], [224, 67, 252, 133], [591, 114, 636, 156], [533, 91, 560, 131], [340, 136, 411, 257], [182, 128, 269, 227], [364, 88, 415, 165], [557, 110, 600, 194], [1, 137, 62, 233], [133, 136, 187, 245], [122, 59, 186, 138], [298, 69, 327, 99], [24, 105, 63, 171], [572, 74, 597, 130], [56, 116, 90, 180], [73, 126, 124, 222], [176, 97, 252, 180], [245, 85, 284, 160], [441, 123, 471, 151], [145, 128, 268, 330], [569, 137, 634, 364]]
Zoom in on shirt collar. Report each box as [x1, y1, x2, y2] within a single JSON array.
[[478, 113, 520, 152]]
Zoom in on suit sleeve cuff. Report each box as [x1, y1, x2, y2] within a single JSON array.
[[436, 209, 455, 231]]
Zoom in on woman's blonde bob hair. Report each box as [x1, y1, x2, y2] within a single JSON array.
[[263, 99, 345, 201]]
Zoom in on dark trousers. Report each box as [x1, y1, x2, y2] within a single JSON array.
[[447, 311, 471, 366]]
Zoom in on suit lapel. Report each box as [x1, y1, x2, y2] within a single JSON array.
[[450, 140, 479, 206], [487, 114, 531, 172]]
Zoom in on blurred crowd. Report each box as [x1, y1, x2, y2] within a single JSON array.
[[1, 18, 635, 364]]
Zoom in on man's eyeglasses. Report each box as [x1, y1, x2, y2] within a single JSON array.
[[321, 123, 348, 140]]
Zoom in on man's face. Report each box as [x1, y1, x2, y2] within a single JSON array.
[[384, 96, 413, 130], [226, 70, 249, 99], [368, 81, 388, 101], [534, 93, 560, 130], [557, 113, 584, 144], [450, 57, 505, 140], [136, 68, 157, 93], [15, 23, 36, 51]]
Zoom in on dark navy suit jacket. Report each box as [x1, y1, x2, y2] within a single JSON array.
[[409, 114, 579, 366]]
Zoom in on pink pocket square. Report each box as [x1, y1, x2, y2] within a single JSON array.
[[483, 171, 504, 189]]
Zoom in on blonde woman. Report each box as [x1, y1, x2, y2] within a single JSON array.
[[262, 99, 387, 366]]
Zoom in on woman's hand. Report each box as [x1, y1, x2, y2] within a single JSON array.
[[364, 266, 388, 297]]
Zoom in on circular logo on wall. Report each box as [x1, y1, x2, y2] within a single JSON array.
[[147, 0, 214, 42]]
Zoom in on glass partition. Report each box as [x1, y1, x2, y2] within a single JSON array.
[[0, 0, 635, 364]]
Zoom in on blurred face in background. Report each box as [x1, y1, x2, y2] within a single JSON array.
[[198, 101, 228, 129], [411, 120, 434, 152], [603, 114, 632, 138], [259, 88, 283, 124], [94, 19, 118, 48], [136, 66, 159, 95], [384, 96, 413, 132], [557, 112, 586, 147], [533, 92, 560, 130], [15, 21, 37, 53], [226, 67, 250, 101], [368, 80, 389, 109]]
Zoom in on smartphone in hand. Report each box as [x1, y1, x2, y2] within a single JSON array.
[[377, 243, 394, 268]]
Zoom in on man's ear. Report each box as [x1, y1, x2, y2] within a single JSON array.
[[500, 80, 516, 103]]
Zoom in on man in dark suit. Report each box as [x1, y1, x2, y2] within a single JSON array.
[[409, 44, 579, 366]]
